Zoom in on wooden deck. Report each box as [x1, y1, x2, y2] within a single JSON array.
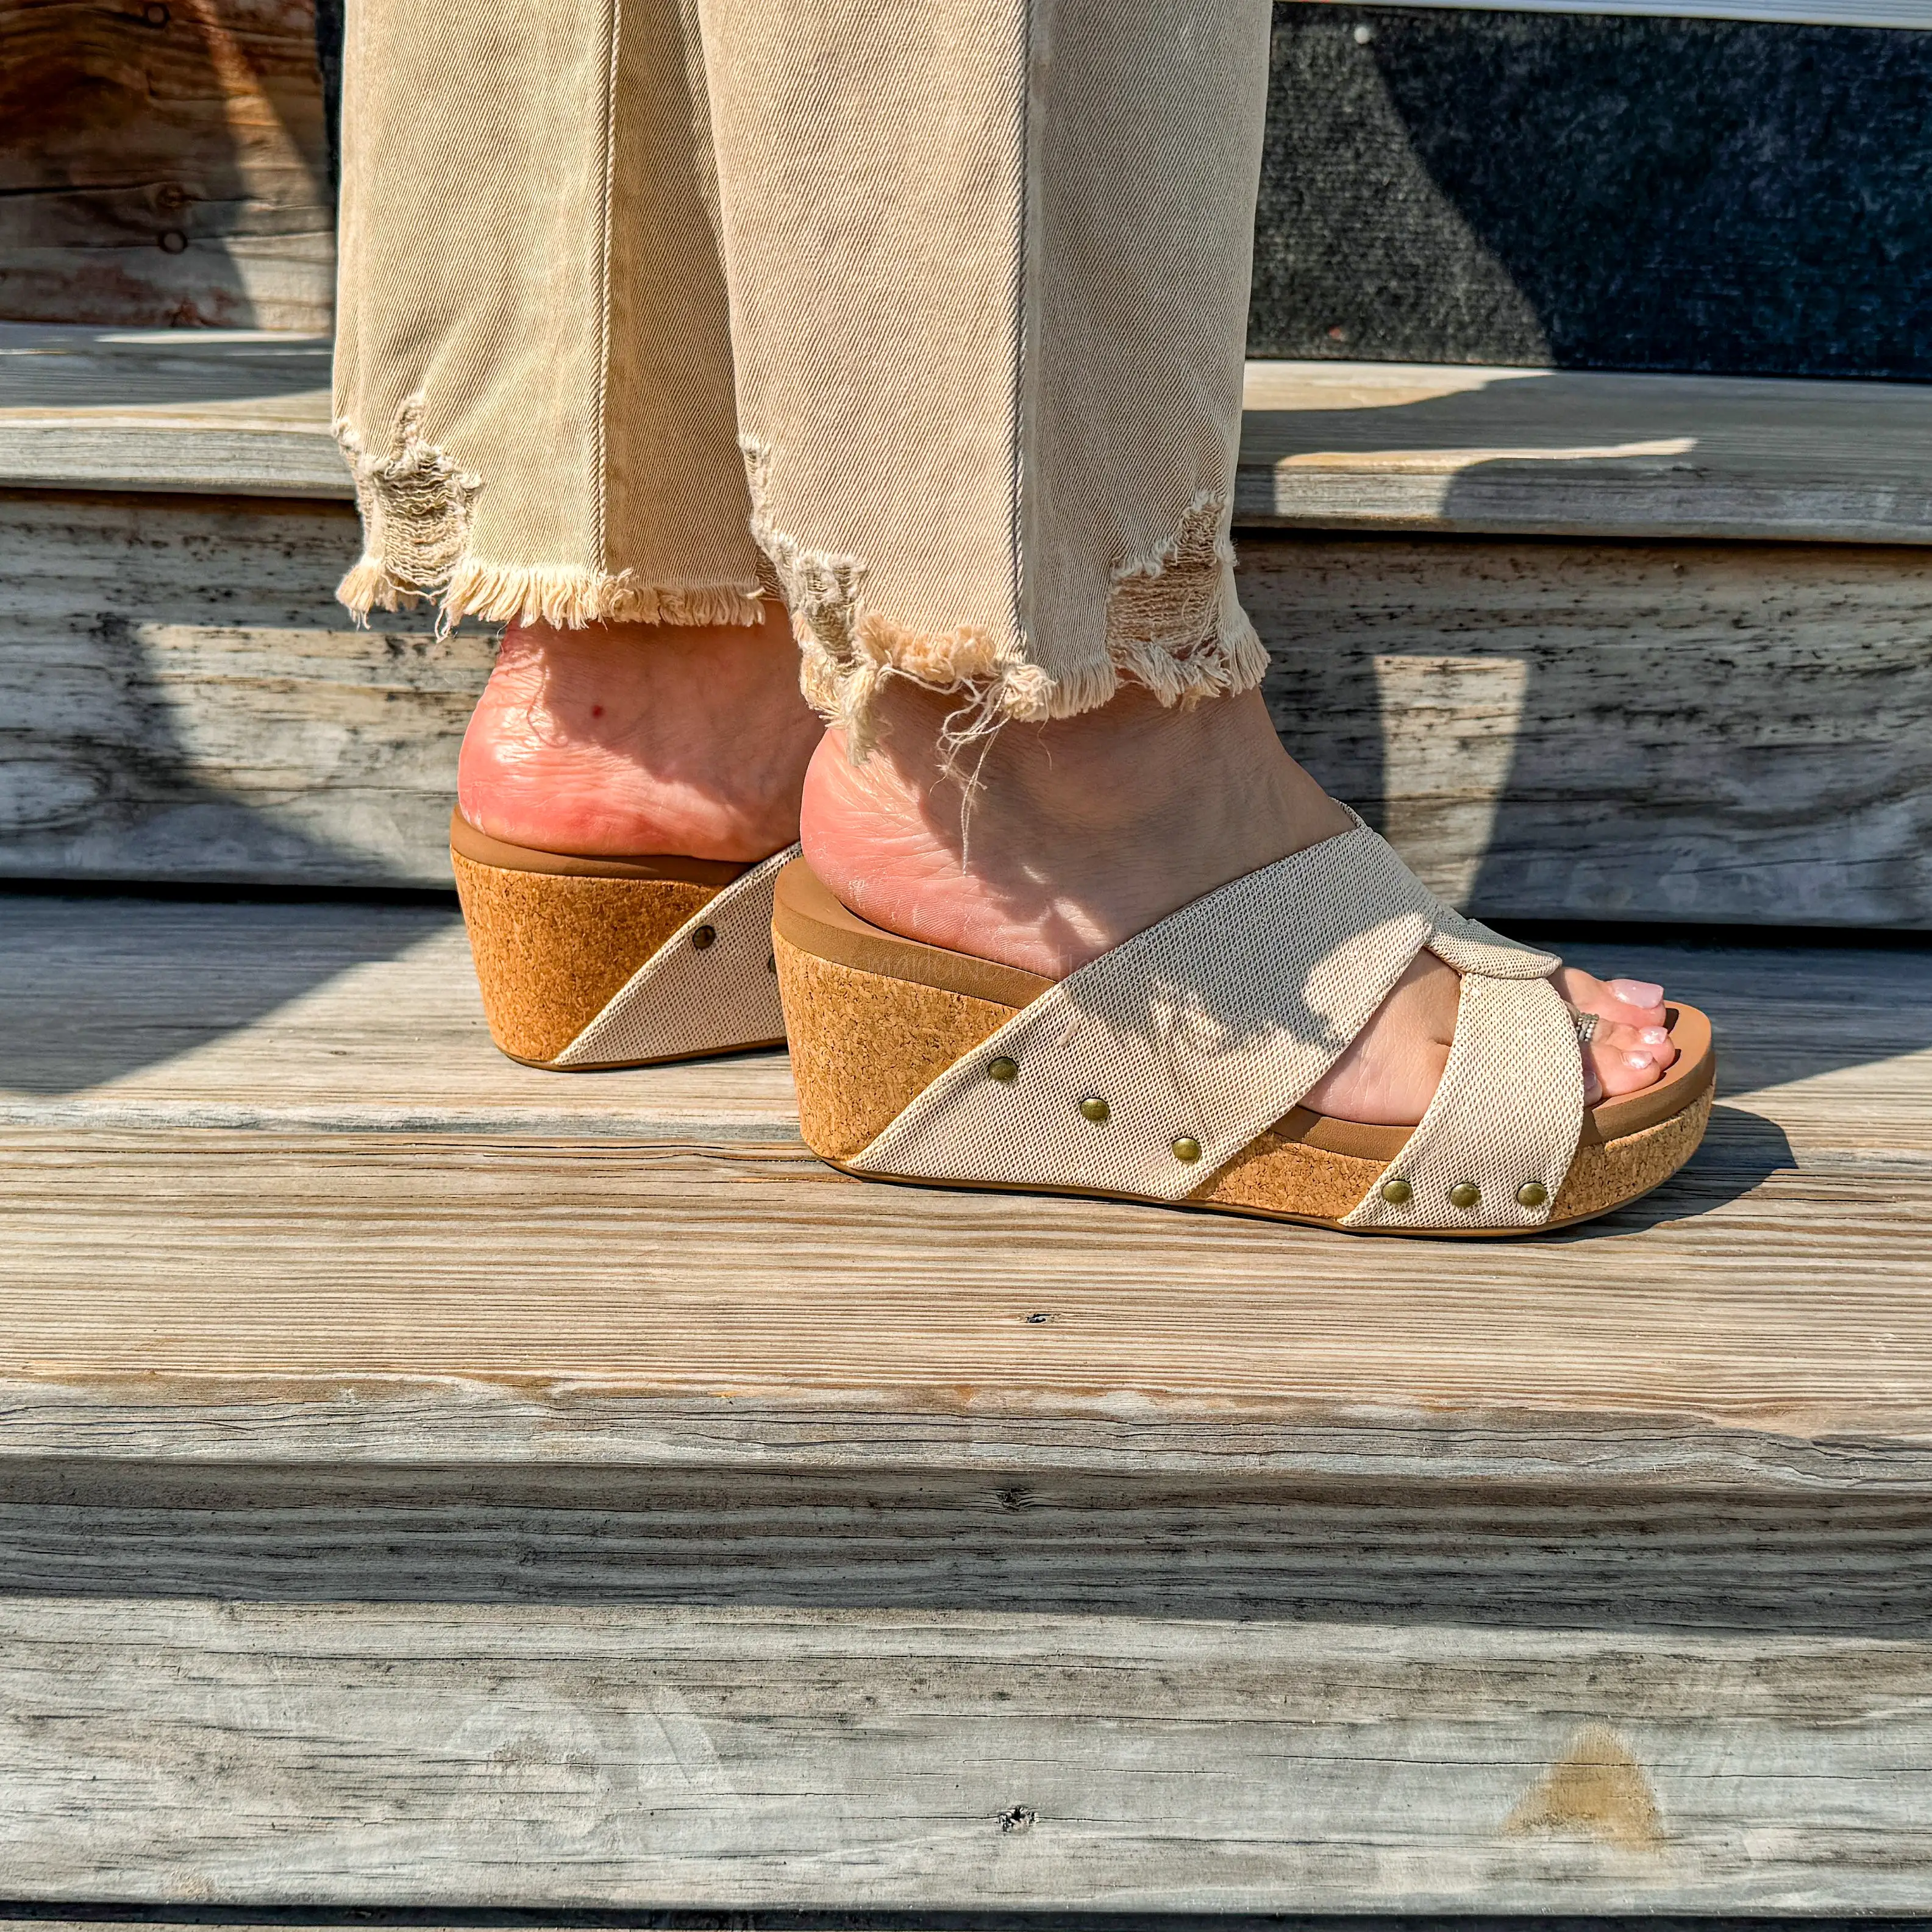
[[2, 891, 1929, 1908], [4, 328, 1930, 1908]]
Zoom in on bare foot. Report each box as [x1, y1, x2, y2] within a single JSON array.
[[457, 608, 823, 861], [801, 682, 1677, 1127]]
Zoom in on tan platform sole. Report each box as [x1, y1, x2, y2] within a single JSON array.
[[450, 811, 783, 1069], [774, 860, 1716, 1236]]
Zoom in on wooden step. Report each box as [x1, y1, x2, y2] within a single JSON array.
[[2, 891, 1928, 1906], [4, 329, 1932, 927], [14, 328, 1932, 543]]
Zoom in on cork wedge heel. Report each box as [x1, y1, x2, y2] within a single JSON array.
[[773, 826, 1714, 1237], [449, 810, 797, 1069]]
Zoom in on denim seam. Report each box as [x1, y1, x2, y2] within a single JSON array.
[[590, 0, 623, 580]]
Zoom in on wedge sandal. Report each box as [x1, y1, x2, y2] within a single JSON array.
[[772, 816, 1714, 1235], [450, 809, 797, 1069]]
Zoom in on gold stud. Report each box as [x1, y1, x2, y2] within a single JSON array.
[[1449, 1182, 1481, 1210], [1080, 1096, 1110, 1124], [1380, 1178, 1412, 1205], [691, 924, 717, 951], [988, 1056, 1019, 1083], [1516, 1181, 1549, 1208], [1172, 1136, 1202, 1163]]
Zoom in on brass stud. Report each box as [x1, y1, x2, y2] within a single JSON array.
[[988, 1056, 1019, 1083], [691, 924, 716, 951], [1172, 1136, 1202, 1163], [1380, 1178, 1412, 1205], [1449, 1182, 1481, 1210], [1516, 1181, 1549, 1208], [1080, 1096, 1110, 1124]]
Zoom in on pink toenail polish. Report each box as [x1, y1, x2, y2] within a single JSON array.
[[1639, 1026, 1670, 1046], [1611, 978, 1664, 1007], [1624, 1050, 1655, 1071]]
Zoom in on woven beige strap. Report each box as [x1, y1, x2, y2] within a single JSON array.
[[551, 844, 797, 1068], [851, 824, 1444, 1202], [1340, 969, 1584, 1230], [1426, 902, 1560, 979]]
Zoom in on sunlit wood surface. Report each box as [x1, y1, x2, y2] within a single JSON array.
[[0, 896, 1926, 1906]]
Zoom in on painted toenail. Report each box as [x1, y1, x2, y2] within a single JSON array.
[[1624, 1050, 1654, 1071], [1639, 1026, 1670, 1046], [1611, 978, 1664, 1006]]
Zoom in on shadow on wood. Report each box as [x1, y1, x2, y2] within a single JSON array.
[[0, 488, 481, 891], [0, 1457, 1923, 1635]]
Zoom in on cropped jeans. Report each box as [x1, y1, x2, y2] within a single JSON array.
[[332, 0, 1274, 751]]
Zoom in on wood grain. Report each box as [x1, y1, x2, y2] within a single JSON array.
[[5, 1464, 1926, 1628], [1236, 360, 1932, 541], [0, 1599, 1926, 1909], [13, 338, 1932, 543], [9, 485, 1932, 926], [6, 344, 1932, 918], [0, 488, 484, 886], [0, 896, 1926, 1907], [1, 895, 1929, 1488], [0, 324, 345, 496], [1244, 535, 1932, 926], [0, 2, 335, 331]]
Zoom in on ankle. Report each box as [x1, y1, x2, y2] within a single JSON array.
[[800, 681, 1349, 975], [457, 610, 821, 861]]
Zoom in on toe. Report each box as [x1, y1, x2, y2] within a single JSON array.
[[1586, 1017, 1674, 1099], [1555, 964, 1667, 1030]]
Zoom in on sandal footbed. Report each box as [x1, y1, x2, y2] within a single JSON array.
[[449, 809, 750, 886], [773, 858, 1715, 1234]]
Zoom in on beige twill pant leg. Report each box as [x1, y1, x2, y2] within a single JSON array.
[[332, 0, 764, 629], [332, 0, 1274, 743]]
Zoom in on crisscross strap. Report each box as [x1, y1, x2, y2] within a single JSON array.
[[1339, 969, 1584, 1230], [851, 824, 1450, 1202], [1427, 901, 1561, 979], [551, 844, 797, 1067]]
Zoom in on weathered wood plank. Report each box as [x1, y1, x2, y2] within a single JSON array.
[[0, 3, 335, 332], [7, 1122, 1928, 1485], [1246, 535, 1932, 925], [3, 899, 1927, 1155], [0, 325, 345, 496], [5, 1464, 1927, 1628], [1, 896, 1925, 1907], [1, 894, 1929, 1489], [6, 343, 1932, 917], [0, 417, 348, 497], [1236, 361, 1932, 541], [8, 485, 1932, 925], [15, 337, 1932, 544], [0, 1600, 1925, 1909], [0, 488, 483, 886]]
